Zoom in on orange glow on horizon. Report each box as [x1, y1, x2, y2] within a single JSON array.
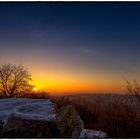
[[30, 65, 126, 94], [31, 78, 125, 94]]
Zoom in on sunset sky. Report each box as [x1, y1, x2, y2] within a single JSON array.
[[0, 2, 140, 94]]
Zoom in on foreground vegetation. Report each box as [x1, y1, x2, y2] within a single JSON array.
[[52, 94, 140, 138], [0, 88, 139, 138]]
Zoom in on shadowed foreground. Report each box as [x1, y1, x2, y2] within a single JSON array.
[[0, 98, 107, 138], [52, 94, 140, 138], [0, 93, 139, 138]]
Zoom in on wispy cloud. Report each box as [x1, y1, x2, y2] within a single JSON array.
[[77, 47, 97, 55]]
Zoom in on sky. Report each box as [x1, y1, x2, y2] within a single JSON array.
[[0, 2, 140, 94]]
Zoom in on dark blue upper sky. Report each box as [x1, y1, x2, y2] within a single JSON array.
[[0, 2, 140, 93]]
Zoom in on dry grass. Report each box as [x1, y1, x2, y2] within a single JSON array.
[[52, 94, 140, 138], [19, 91, 50, 99], [0, 92, 139, 138], [126, 80, 140, 102], [0, 91, 50, 99]]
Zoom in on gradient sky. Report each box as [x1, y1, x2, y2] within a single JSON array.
[[0, 2, 140, 94]]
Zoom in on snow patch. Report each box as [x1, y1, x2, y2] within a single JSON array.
[[79, 129, 107, 138], [13, 102, 56, 121], [0, 98, 56, 123]]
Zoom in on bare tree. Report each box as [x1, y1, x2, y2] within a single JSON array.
[[0, 64, 32, 97], [126, 79, 140, 102]]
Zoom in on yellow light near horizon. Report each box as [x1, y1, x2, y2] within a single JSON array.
[[30, 70, 125, 94], [33, 87, 37, 91], [31, 78, 124, 93]]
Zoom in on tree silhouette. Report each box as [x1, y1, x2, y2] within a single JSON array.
[[126, 79, 140, 102], [0, 64, 32, 97]]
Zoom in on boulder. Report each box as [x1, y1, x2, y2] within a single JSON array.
[[3, 102, 60, 138], [0, 98, 107, 138], [0, 98, 55, 124], [79, 129, 107, 138], [2, 118, 60, 138], [57, 105, 84, 138]]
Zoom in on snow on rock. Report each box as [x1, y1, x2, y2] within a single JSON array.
[[0, 98, 56, 124], [79, 129, 107, 138], [1, 98, 60, 138], [13, 102, 56, 121], [0, 98, 107, 138]]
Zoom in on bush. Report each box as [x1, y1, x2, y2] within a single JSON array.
[[126, 80, 140, 102], [18, 91, 50, 99], [57, 105, 83, 138]]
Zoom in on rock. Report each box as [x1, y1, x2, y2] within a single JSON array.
[[0, 98, 107, 138], [0, 98, 55, 124], [0, 120, 4, 136], [3, 101, 60, 138], [2, 119, 60, 138], [79, 129, 107, 138], [4, 102, 57, 128], [57, 105, 84, 138]]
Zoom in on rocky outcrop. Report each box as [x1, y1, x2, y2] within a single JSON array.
[[0, 98, 107, 138], [57, 105, 84, 138], [5, 102, 57, 129], [0, 98, 55, 124], [1, 120, 60, 138], [57, 105, 107, 138], [2, 102, 59, 138]]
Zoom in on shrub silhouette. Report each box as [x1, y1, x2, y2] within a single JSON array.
[[20, 90, 50, 99], [126, 80, 140, 102]]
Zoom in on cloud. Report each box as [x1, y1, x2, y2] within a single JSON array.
[[77, 47, 97, 55]]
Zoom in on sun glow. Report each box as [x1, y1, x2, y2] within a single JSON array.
[[33, 87, 37, 91], [30, 68, 126, 94]]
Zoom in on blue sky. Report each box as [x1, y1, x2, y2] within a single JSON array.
[[0, 2, 140, 93]]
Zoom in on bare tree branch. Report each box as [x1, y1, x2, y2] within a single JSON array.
[[0, 64, 32, 97]]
